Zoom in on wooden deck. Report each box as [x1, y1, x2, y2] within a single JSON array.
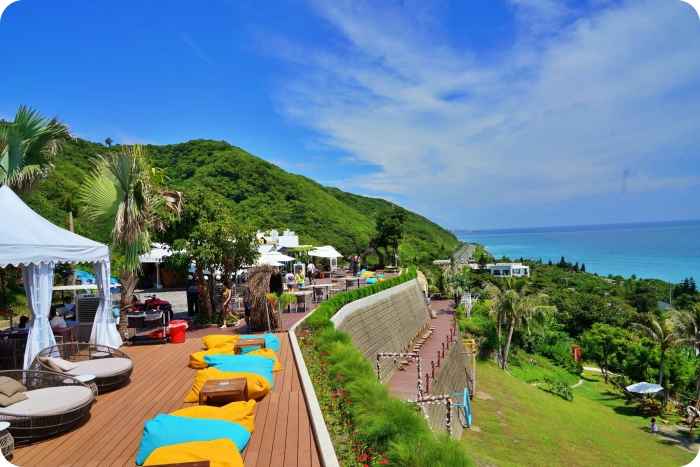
[[11, 328, 321, 467]]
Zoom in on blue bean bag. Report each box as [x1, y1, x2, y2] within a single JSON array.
[[366, 278, 378, 284], [238, 333, 280, 352], [204, 355, 275, 388], [136, 414, 251, 465]]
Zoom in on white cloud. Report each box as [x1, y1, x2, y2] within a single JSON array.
[[272, 0, 700, 226]]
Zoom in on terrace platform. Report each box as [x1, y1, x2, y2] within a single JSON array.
[[11, 328, 321, 467]]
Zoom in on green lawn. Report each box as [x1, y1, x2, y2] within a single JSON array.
[[462, 360, 696, 467]]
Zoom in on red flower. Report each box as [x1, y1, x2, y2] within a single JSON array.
[[336, 374, 343, 380]]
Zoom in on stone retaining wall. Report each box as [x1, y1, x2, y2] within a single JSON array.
[[425, 338, 472, 440], [332, 279, 431, 382]]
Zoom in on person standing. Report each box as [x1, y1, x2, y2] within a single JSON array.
[[651, 418, 658, 434], [307, 262, 316, 285], [285, 270, 295, 292], [220, 282, 235, 328], [295, 268, 305, 289], [243, 288, 251, 331], [187, 279, 201, 317]]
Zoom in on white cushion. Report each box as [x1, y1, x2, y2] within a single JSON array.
[[48, 357, 79, 371], [65, 358, 132, 378], [0, 386, 92, 416]]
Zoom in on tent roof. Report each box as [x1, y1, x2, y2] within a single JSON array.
[[139, 243, 176, 264], [0, 185, 109, 267], [309, 246, 343, 258]]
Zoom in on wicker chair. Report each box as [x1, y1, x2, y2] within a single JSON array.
[[31, 343, 133, 393], [0, 370, 93, 445]]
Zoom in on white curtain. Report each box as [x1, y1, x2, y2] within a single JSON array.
[[90, 260, 122, 348], [22, 262, 57, 369]]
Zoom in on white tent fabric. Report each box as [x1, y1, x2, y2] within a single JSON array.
[[22, 262, 57, 369], [309, 246, 343, 258], [626, 382, 664, 394], [90, 260, 122, 348], [0, 186, 109, 267], [261, 251, 295, 262], [138, 244, 170, 264], [0, 185, 115, 366]]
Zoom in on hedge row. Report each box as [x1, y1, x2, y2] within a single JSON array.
[[301, 268, 474, 466]]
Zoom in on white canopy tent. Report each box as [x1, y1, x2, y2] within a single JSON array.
[[0, 186, 122, 367], [309, 246, 343, 272], [308, 246, 343, 258]]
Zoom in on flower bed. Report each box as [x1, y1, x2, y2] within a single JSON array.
[[298, 268, 474, 466]]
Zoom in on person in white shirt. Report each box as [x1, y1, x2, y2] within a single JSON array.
[[49, 310, 67, 328], [307, 262, 316, 285], [285, 271, 295, 291]]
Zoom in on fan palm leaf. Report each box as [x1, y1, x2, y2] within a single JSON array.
[[0, 105, 73, 192]]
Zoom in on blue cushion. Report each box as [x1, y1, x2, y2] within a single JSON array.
[[205, 354, 275, 389], [366, 278, 378, 284], [239, 333, 280, 352], [135, 414, 251, 465]]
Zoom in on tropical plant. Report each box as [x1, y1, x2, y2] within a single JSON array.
[[449, 268, 470, 306], [632, 316, 682, 387], [484, 277, 556, 369], [79, 144, 183, 337], [672, 304, 700, 403], [0, 105, 73, 192], [373, 205, 407, 267], [580, 323, 629, 383]]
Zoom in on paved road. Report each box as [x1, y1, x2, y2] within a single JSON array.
[[454, 243, 475, 264]]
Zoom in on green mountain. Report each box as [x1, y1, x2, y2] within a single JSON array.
[[22, 138, 458, 265]]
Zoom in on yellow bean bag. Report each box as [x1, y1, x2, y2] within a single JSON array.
[[184, 367, 271, 403], [143, 438, 243, 467], [247, 348, 283, 372], [170, 400, 256, 433], [202, 334, 241, 350], [359, 271, 374, 277], [190, 344, 236, 369]]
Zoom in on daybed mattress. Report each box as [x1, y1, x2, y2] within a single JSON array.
[[0, 386, 92, 416], [66, 358, 132, 377]]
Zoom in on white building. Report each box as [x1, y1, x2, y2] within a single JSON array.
[[256, 229, 300, 249], [487, 263, 530, 278]]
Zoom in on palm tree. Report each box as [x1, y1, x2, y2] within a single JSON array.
[[79, 145, 183, 337], [672, 304, 700, 404], [484, 277, 555, 369], [450, 269, 470, 308], [0, 105, 73, 192], [632, 317, 682, 388]]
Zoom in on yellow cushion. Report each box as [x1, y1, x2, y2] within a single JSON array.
[[143, 438, 243, 467], [247, 348, 283, 372], [184, 367, 271, 403], [170, 400, 256, 433], [202, 334, 241, 350], [359, 271, 373, 277], [190, 345, 236, 369]]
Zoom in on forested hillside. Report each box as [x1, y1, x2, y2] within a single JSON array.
[[22, 138, 458, 263]]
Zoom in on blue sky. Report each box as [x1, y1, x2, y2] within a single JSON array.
[[1, 0, 699, 230]]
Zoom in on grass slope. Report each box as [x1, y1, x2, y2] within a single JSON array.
[[464, 360, 694, 467], [22, 138, 459, 262]]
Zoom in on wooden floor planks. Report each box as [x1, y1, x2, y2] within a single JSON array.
[[11, 327, 320, 467]]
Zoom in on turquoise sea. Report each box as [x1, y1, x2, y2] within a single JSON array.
[[455, 220, 700, 284]]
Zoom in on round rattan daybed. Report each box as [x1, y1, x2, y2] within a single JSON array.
[[0, 370, 94, 445], [31, 343, 133, 394]]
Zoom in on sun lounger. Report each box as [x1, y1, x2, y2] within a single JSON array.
[[32, 343, 133, 393], [0, 370, 93, 444]]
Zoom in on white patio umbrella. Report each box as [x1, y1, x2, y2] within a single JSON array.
[[255, 256, 283, 267], [261, 251, 295, 262], [626, 382, 664, 394], [308, 246, 343, 258]]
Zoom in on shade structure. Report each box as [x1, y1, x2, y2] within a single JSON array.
[[261, 251, 295, 262], [308, 246, 343, 258], [255, 256, 283, 267], [0, 185, 120, 366], [0, 186, 109, 267], [626, 382, 664, 394]]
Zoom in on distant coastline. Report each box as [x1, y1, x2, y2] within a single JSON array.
[[455, 219, 700, 283], [453, 219, 700, 235]]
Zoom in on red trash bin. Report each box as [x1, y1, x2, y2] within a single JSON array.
[[169, 319, 188, 344]]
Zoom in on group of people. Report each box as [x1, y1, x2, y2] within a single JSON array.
[[186, 277, 251, 331], [284, 263, 317, 291]]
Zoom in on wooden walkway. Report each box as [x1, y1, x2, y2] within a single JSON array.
[[11, 328, 321, 467]]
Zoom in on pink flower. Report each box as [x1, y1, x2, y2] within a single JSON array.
[[336, 374, 343, 380]]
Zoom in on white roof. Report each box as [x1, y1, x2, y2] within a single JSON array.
[[139, 243, 173, 264], [0, 186, 109, 267]]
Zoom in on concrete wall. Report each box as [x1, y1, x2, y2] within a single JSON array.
[[425, 338, 472, 440], [332, 279, 431, 382]]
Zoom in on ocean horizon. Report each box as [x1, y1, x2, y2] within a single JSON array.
[[455, 219, 700, 284]]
